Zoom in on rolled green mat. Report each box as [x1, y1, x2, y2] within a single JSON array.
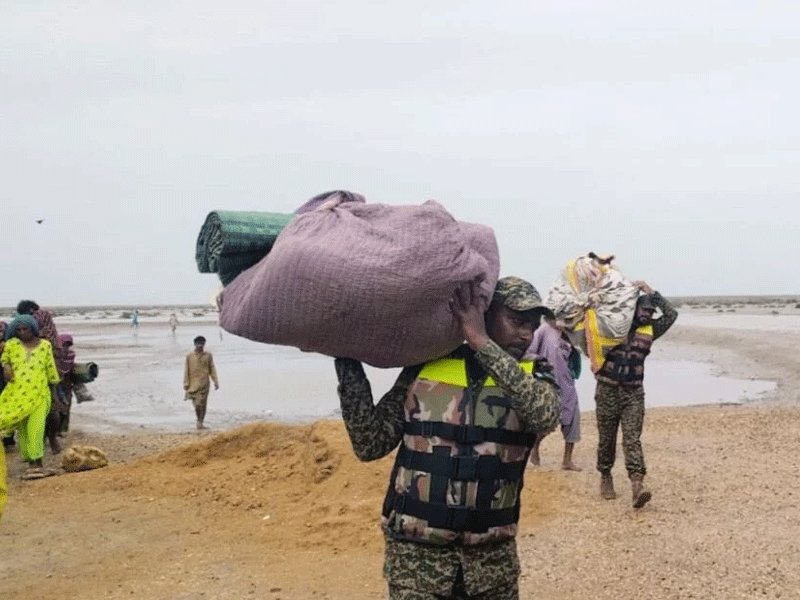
[[195, 210, 295, 285], [71, 362, 99, 383]]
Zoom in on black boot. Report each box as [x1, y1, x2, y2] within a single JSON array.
[[630, 473, 651, 508]]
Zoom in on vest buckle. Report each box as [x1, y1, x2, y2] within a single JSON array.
[[454, 425, 485, 445], [394, 494, 407, 515], [444, 507, 469, 530], [450, 456, 479, 480]]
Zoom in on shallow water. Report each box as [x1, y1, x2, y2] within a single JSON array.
[[677, 312, 800, 332], [71, 325, 401, 433], [574, 359, 775, 408], [70, 322, 776, 434]]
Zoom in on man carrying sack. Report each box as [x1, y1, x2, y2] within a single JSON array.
[[334, 277, 560, 599], [594, 281, 678, 508]]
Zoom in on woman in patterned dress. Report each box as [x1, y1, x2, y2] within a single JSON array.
[[0, 314, 60, 473]]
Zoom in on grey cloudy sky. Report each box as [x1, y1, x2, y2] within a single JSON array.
[[1, 1, 798, 307]]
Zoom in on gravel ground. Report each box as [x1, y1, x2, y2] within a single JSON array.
[[2, 316, 799, 599]]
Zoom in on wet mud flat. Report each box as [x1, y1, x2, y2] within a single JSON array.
[[62, 303, 791, 433]]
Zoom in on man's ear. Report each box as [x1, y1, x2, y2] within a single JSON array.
[[484, 299, 501, 321], [483, 301, 498, 335]]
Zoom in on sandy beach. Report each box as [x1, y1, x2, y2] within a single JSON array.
[[2, 298, 800, 600]]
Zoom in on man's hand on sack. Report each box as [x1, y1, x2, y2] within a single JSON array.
[[450, 280, 491, 353]]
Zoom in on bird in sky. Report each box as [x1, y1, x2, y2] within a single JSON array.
[[35, 219, 44, 224]]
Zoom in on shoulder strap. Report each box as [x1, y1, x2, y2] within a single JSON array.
[[404, 420, 535, 447], [384, 489, 519, 534], [396, 445, 526, 481]]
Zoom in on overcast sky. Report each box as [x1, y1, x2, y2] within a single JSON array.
[[1, 1, 798, 307]]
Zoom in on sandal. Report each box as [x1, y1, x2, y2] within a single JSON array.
[[21, 467, 57, 480]]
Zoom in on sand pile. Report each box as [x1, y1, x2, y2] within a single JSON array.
[[47, 422, 386, 553], [2, 420, 567, 600], [67, 421, 562, 553]]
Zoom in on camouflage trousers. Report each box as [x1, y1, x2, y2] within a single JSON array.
[[388, 578, 517, 600], [594, 381, 646, 476], [384, 537, 519, 600]]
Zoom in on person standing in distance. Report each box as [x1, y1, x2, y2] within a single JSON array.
[[183, 336, 219, 430], [168, 313, 179, 337]]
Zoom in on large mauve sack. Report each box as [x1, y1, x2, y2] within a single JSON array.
[[218, 199, 499, 368]]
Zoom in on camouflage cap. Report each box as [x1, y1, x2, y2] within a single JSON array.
[[492, 276, 546, 312]]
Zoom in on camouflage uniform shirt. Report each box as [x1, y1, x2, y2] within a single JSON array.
[[335, 341, 559, 595]]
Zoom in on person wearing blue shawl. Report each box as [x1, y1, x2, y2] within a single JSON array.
[[4, 313, 39, 339]]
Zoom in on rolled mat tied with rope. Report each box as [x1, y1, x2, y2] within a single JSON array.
[[72, 383, 95, 404], [218, 197, 499, 368], [546, 253, 641, 373], [71, 362, 99, 383], [195, 211, 296, 285]]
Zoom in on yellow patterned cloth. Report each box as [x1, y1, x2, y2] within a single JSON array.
[[1, 444, 6, 521], [0, 338, 60, 431], [546, 255, 642, 373]]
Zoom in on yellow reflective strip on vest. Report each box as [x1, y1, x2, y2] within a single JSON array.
[[418, 359, 468, 386], [418, 358, 533, 388], [486, 364, 532, 387], [585, 312, 654, 373]]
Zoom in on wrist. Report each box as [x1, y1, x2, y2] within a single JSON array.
[[464, 329, 491, 353]]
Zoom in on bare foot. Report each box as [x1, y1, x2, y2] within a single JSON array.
[[562, 462, 582, 471]]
